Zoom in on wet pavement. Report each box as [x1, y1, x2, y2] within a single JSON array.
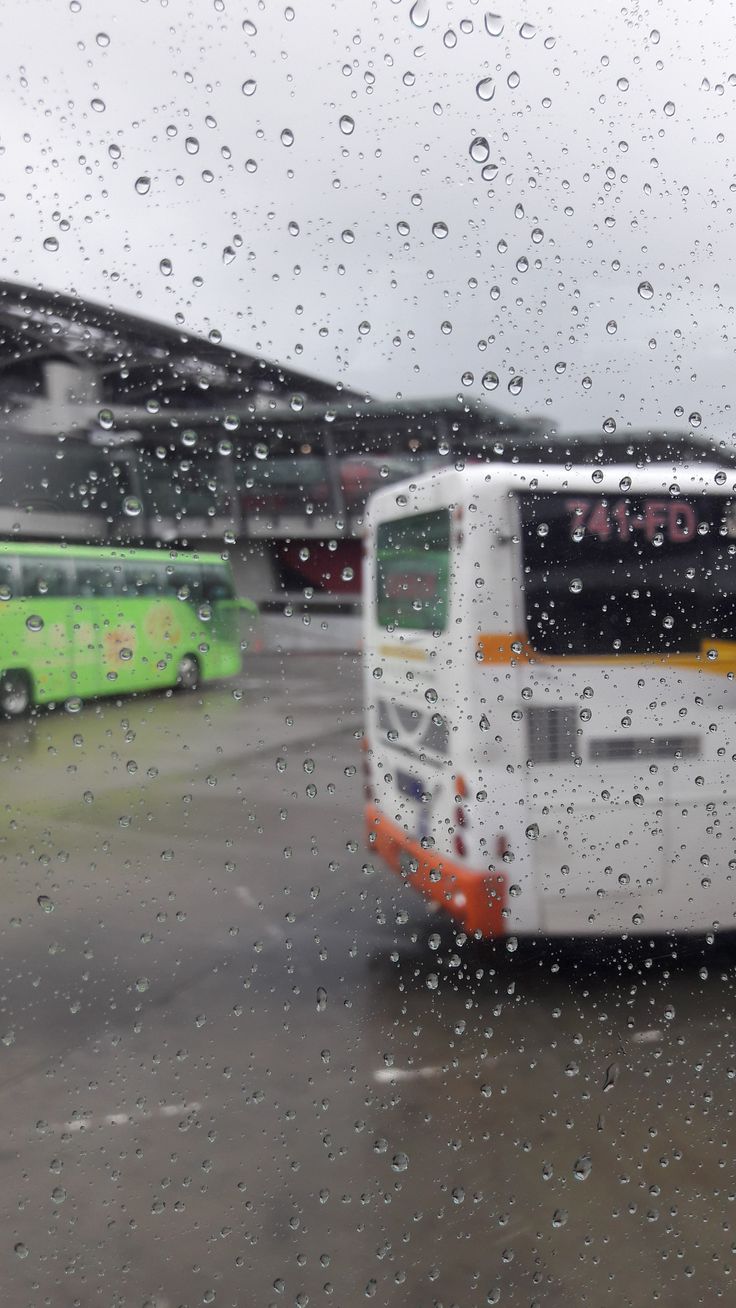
[[0, 654, 733, 1307]]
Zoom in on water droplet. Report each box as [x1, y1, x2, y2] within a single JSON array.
[[185, 136, 200, 155], [617, 76, 629, 92], [26, 614, 44, 633], [573, 1154, 592, 1181], [222, 245, 236, 265], [552, 1209, 568, 1228], [432, 221, 448, 239], [606, 319, 617, 334], [409, 0, 429, 28], [650, 28, 660, 43], [469, 135, 490, 163], [516, 255, 528, 273], [602, 1062, 619, 1092], [476, 77, 496, 101], [484, 12, 503, 36], [37, 895, 54, 913], [358, 320, 371, 335], [341, 228, 355, 244], [619, 475, 632, 491], [664, 100, 675, 117], [689, 411, 702, 428], [316, 986, 327, 1011], [97, 408, 114, 430], [426, 972, 439, 990], [90, 97, 106, 113], [14, 1243, 28, 1259], [280, 128, 294, 147], [123, 495, 143, 517], [531, 226, 544, 243], [242, 78, 257, 96], [519, 21, 536, 38], [42, 234, 59, 254], [507, 70, 520, 89], [602, 417, 616, 434], [508, 375, 523, 395], [391, 1152, 409, 1172], [525, 823, 539, 840], [569, 578, 583, 594], [339, 114, 355, 136], [96, 31, 110, 46], [482, 371, 499, 391], [159, 258, 173, 277], [135, 977, 150, 993], [637, 280, 654, 300]]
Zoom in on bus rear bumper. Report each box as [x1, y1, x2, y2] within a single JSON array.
[[365, 803, 507, 938]]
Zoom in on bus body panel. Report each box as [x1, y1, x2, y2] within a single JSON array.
[[0, 543, 248, 708], [364, 462, 736, 939]]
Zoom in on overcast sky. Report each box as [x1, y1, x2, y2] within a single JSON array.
[[0, 0, 734, 438]]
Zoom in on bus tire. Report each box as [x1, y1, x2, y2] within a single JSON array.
[[0, 670, 31, 717], [176, 654, 200, 692]]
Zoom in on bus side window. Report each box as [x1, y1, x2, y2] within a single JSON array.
[[76, 564, 119, 598], [201, 566, 234, 602], [21, 557, 71, 598], [166, 566, 201, 603], [0, 559, 18, 598], [125, 565, 163, 597]]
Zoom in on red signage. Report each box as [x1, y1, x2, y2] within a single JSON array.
[[565, 498, 699, 544]]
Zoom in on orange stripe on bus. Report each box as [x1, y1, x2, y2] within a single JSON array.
[[365, 802, 507, 939], [476, 633, 736, 674]]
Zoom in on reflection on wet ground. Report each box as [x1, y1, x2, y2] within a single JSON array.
[[0, 654, 731, 1306]]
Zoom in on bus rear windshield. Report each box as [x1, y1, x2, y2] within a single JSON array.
[[520, 492, 736, 655], [376, 509, 450, 632]]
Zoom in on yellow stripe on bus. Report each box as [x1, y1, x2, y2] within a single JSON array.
[[378, 643, 428, 661], [476, 633, 736, 674]]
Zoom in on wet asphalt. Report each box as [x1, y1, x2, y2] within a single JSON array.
[[0, 653, 732, 1308]]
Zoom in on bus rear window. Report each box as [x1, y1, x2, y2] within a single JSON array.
[[376, 509, 450, 632], [520, 492, 736, 655]]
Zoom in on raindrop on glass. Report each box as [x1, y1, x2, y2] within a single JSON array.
[[484, 12, 503, 36], [469, 135, 490, 163], [409, 0, 429, 28], [476, 77, 496, 101]]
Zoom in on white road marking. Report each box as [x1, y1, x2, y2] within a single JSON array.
[[373, 1055, 500, 1084], [373, 1064, 445, 1083], [47, 1101, 202, 1136], [234, 885, 283, 941], [632, 1028, 663, 1044]]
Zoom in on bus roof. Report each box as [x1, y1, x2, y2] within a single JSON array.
[[0, 541, 229, 565], [366, 461, 736, 523]]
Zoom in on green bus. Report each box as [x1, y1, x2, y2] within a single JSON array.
[[0, 543, 257, 716]]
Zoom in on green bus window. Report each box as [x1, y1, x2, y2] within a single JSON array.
[[202, 566, 234, 602], [126, 565, 163, 596], [76, 565, 120, 598], [21, 557, 70, 598]]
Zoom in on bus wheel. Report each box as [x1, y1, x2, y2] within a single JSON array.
[[0, 671, 31, 717], [176, 655, 200, 692]]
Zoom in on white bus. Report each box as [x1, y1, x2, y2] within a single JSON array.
[[363, 461, 736, 940]]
